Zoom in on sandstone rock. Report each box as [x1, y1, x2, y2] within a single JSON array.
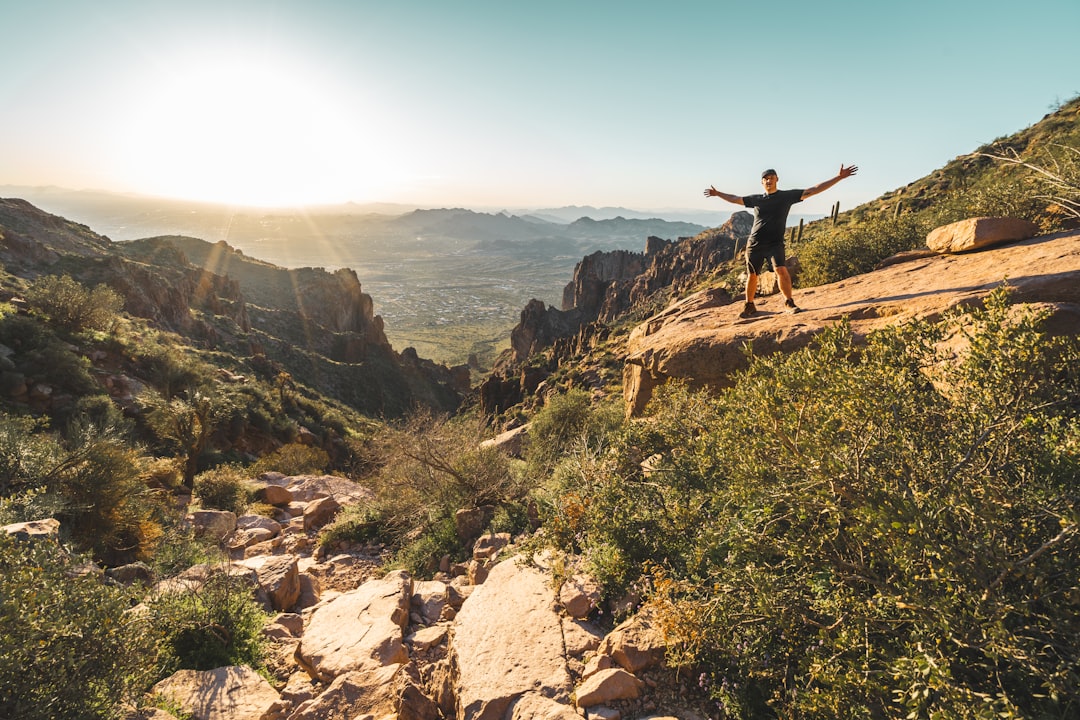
[[3, 518, 60, 539], [191, 510, 237, 540], [575, 668, 644, 708], [302, 495, 341, 531], [582, 653, 614, 679], [287, 664, 403, 720], [624, 229, 1080, 415], [412, 579, 448, 624], [563, 619, 605, 658], [246, 555, 300, 612], [253, 483, 293, 506], [237, 514, 283, 536], [478, 422, 531, 457], [407, 624, 449, 652], [286, 474, 375, 504], [453, 558, 574, 720], [597, 611, 665, 673], [152, 666, 280, 720], [926, 216, 1039, 253], [509, 693, 580, 720], [455, 505, 495, 542], [296, 569, 411, 681], [279, 671, 317, 706], [473, 532, 511, 561], [559, 573, 602, 619], [586, 706, 622, 720]]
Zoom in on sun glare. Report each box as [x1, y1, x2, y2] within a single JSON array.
[[113, 49, 400, 206]]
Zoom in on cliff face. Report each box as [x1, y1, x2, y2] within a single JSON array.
[[0, 199, 465, 416], [479, 213, 753, 414]]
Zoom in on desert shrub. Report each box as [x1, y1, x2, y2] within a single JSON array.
[[525, 388, 624, 480], [133, 341, 206, 400], [319, 502, 388, 549], [930, 174, 1047, 228], [143, 391, 232, 487], [339, 410, 520, 574], [146, 569, 268, 676], [797, 213, 928, 286], [23, 274, 123, 332], [545, 287, 1080, 717], [0, 534, 155, 719], [249, 442, 329, 476], [0, 416, 164, 560], [391, 515, 463, 577], [192, 464, 252, 515], [0, 312, 98, 399]]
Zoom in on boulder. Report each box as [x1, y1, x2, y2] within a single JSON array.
[[412, 579, 449, 624], [296, 569, 412, 681], [253, 483, 293, 506], [597, 611, 665, 673], [287, 663, 404, 720], [302, 495, 341, 531], [575, 668, 644, 708], [285, 474, 374, 504], [473, 532, 511, 561], [3, 518, 60, 539], [455, 505, 495, 542], [191, 510, 237, 541], [926, 216, 1039, 253], [237, 514, 282, 536], [151, 666, 280, 720], [237, 554, 300, 612], [453, 558, 575, 720], [559, 573, 602, 619], [478, 423, 531, 458]]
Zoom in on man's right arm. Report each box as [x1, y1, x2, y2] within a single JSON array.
[[704, 185, 745, 205]]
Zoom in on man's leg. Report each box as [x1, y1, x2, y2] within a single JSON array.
[[775, 265, 793, 301], [745, 272, 758, 303]]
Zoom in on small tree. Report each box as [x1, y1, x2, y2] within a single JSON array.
[[24, 274, 123, 332]]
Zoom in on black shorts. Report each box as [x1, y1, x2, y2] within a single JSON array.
[[746, 242, 786, 275]]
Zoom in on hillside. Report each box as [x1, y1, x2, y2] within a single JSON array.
[[1, 99, 1079, 720]]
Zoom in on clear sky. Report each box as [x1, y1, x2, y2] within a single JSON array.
[[2, 0, 1078, 215]]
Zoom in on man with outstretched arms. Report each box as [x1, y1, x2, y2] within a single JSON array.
[[705, 164, 857, 317]]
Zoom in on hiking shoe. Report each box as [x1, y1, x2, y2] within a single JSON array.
[[784, 298, 801, 314], [739, 302, 757, 318]]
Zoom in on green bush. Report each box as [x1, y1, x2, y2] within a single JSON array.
[[525, 388, 623, 480], [797, 213, 928, 287], [193, 465, 252, 515], [544, 287, 1080, 717], [249, 442, 329, 476], [23, 274, 123, 332], [0, 534, 155, 719], [146, 569, 268, 676]]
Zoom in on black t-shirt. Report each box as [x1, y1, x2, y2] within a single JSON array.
[[742, 188, 805, 247]]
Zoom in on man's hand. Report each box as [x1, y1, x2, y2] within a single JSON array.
[[838, 164, 858, 179], [704, 186, 745, 205]]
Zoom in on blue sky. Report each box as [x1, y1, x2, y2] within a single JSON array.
[[2, 0, 1078, 214]]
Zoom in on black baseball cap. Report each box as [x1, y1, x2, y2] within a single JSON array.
[[761, 168, 778, 178]]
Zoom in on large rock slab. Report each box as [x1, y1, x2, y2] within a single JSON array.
[[452, 558, 575, 720], [926, 216, 1039, 253], [624, 229, 1080, 415], [151, 666, 280, 720], [296, 569, 412, 681]]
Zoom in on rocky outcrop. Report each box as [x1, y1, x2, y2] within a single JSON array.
[[926, 216, 1040, 253], [451, 558, 574, 720], [151, 666, 282, 720], [480, 213, 751, 415], [624, 227, 1080, 415]]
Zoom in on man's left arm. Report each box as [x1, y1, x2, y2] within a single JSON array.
[[801, 164, 858, 200]]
